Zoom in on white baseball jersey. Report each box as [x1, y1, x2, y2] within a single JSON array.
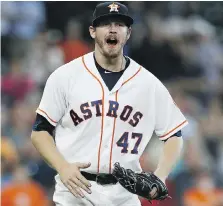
[[36, 51, 188, 175]]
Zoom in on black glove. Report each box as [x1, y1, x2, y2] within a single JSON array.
[[112, 162, 170, 203]]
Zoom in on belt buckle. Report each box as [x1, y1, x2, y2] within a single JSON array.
[[96, 174, 117, 185]]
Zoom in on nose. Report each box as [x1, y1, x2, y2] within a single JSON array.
[[109, 23, 117, 33]]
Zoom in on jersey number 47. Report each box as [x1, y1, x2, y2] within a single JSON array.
[[116, 132, 142, 154]]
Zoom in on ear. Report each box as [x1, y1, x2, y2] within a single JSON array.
[[126, 27, 132, 41], [89, 26, 96, 39]]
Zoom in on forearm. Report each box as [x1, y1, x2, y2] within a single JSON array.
[[31, 131, 68, 173], [154, 136, 183, 181]]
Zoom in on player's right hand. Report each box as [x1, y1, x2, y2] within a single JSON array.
[[58, 162, 92, 198]]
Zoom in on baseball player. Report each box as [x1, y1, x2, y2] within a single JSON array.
[[31, 2, 188, 206]]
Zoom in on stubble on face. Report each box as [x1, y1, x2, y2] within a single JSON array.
[[94, 29, 128, 59]]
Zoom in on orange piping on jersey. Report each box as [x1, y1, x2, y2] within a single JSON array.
[[160, 120, 188, 138], [109, 91, 118, 173], [108, 66, 142, 173], [122, 66, 141, 86], [82, 55, 105, 174], [37, 108, 57, 124]]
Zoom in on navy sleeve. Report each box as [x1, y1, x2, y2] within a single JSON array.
[[32, 114, 55, 136], [162, 130, 182, 142]]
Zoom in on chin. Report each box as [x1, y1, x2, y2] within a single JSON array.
[[105, 52, 119, 58], [103, 48, 121, 58]]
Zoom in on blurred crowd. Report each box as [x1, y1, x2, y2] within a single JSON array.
[[1, 2, 223, 206]]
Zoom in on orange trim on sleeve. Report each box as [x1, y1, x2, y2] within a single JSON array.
[[160, 120, 187, 138], [37, 108, 57, 124], [108, 66, 141, 173], [82, 55, 105, 174]]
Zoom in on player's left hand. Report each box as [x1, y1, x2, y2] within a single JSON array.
[[149, 176, 166, 199], [112, 163, 170, 203], [149, 187, 158, 199]]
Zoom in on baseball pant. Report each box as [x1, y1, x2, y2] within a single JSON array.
[[53, 176, 141, 206]]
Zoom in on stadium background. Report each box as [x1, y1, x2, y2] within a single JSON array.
[[1, 1, 223, 206]]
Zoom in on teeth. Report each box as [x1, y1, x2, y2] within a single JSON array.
[[107, 37, 116, 41]]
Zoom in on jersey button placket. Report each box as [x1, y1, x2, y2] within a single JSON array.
[[99, 95, 111, 173]]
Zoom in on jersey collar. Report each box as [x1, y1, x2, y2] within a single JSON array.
[[82, 52, 141, 94]]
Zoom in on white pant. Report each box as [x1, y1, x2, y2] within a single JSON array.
[[53, 175, 141, 206]]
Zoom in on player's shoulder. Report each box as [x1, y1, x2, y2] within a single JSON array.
[[48, 53, 89, 80]]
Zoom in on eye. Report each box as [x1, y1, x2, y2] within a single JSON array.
[[118, 23, 125, 27], [116, 22, 125, 27]]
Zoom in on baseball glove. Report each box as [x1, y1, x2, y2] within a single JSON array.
[[112, 162, 170, 203]]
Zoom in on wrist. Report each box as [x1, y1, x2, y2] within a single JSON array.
[[154, 170, 167, 183], [55, 160, 69, 174]]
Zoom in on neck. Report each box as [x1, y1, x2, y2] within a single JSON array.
[[94, 47, 125, 72]]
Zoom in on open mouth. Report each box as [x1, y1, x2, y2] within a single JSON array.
[[106, 38, 118, 46]]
